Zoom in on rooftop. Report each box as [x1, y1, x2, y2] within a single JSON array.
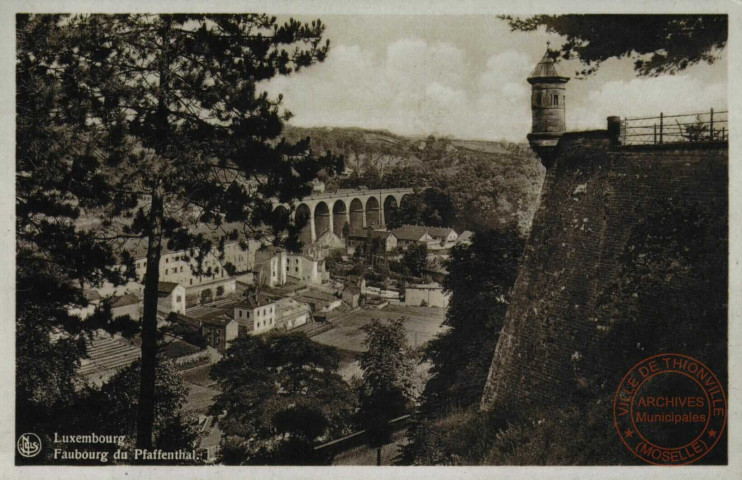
[[111, 293, 141, 308], [392, 224, 455, 241], [408, 282, 444, 290], [391, 225, 431, 241], [158, 281, 181, 294], [240, 292, 275, 310], [348, 230, 397, 240], [201, 313, 236, 328], [527, 48, 569, 84], [168, 312, 201, 328]]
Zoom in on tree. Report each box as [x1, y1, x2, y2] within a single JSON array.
[[43, 360, 200, 465], [90, 361, 200, 456], [402, 243, 428, 278], [56, 14, 337, 448], [360, 164, 382, 188], [402, 229, 524, 464], [388, 188, 456, 229], [335, 154, 346, 175], [420, 230, 522, 412], [16, 15, 130, 459], [501, 14, 727, 77], [269, 405, 331, 465], [358, 318, 414, 465], [209, 331, 356, 464]]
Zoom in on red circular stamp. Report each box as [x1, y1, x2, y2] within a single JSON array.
[[613, 353, 726, 465]]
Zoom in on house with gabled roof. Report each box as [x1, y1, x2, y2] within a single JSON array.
[[233, 290, 277, 336], [157, 281, 186, 315], [425, 226, 459, 246], [200, 312, 238, 353], [110, 293, 142, 321], [391, 225, 439, 249], [391, 225, 458, 249], [346, 229, 398, 252]]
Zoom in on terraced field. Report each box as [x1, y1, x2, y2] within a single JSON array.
[[78, 331, 141, 384]]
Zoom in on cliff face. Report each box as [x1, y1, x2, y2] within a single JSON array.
[[282, 125, 545, 235], [480, 133, 728, 412]]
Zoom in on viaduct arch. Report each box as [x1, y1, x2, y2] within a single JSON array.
[[273, 187, 417, 243]]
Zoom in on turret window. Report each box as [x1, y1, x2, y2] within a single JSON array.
[[553, 94, 559, 105]]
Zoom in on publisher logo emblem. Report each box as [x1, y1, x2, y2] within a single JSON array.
[[17, 433, 42, 458], [614, 353, 726, 465]]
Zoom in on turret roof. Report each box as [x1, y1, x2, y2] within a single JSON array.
[[528, 48, 569, 83]]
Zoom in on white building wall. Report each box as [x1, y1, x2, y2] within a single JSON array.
[[251, 303, 276, 334], [133, 240, 258, 288], [405, 286, 450, 308], [158, 284, 187, 315]]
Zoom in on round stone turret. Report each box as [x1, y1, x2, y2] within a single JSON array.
[[527, 47, 570, 167]]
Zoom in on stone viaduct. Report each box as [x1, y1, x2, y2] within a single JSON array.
[[273, 187, 416, 243]]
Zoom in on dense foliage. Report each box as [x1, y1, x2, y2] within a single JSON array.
[[17, 13, 338, 448], [357, 319, 415, 463], [16, 15, 128, 460], [404, 400, 631, 465], [401, 243, 429, 278], [386, 188, 456, 229], [424, 230, 523, 414], [86, 361, 200, 460], [209, 331, 356, 464], [402, 229, 524, 463], [20, 360, 200, 465], [502, 14, 727, 77]]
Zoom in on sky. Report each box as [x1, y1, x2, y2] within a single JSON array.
[[262, 15, 727, 142]]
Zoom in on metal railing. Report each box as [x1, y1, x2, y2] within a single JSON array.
[[620, 108, 728, 145]]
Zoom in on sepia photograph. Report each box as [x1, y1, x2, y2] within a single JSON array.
[[9, 3, 736, 476]]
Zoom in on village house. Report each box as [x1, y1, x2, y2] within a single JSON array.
[[274, 297, 312, 330], [233, 291, 277, 336], [346, 229, 398, 253], [287, 254, 329, 284], [197, 416, 223, 463], [69, 283, 146, 321], [167, 310, 236, 353], [128, 233, 261, 307], [110, 293, 142, 321], [294, 288, 343, 313], [425, 226, 459, 247], [230, 289, 313, 336], [254, 246, 286, 287], [254, 246, 329, 288], [310, 178, 326, 193], [310, 230, 345, 254], [157, 282, 187, 315], [200, 314, 239, 353], [391, 225, 441, 249]]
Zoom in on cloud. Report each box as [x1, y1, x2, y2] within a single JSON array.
[[262, 39, 725, 142], [263, 39, 537, 141], [385, 39, 467, 91]]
